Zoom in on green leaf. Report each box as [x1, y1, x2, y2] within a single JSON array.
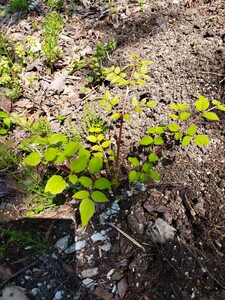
[[150, 170, 160, 181], [114, 66, 120, 74], [80, 198, 95, 227], [195, 95, 209, 111], [140, 136, 153, 146], [89, 157, 103, 174], [91, 191, 109, 202], [91, 145, 102, 151], [137, 79, 145, 85], [45, 175, 67, 194], [212, 100, 221, 105], [169, 113, 179, 120], [168, 123, 179, 132], [3, 117, 10, 128], [70, 156, 88, 173], [78, 176, 93, 188], [174, 132, 183, 140], [147, 127, 155, 134], [202, 112, 219, 121], [0, 111, 8, 118], [111, 113, 120, 120], [97, 134, 105, 141], [0, 129, 7, 135], [148, 152, 159, 162], [179, 112, 191, 121], [24, 152, 41, 166], [44, 147, 58, 162], [169, 103, 178, 111], [64, 141, 80, 157], [135, 107, 142, 114], [55, 153, 66, 163], [182, 136, 191, 146], [69, 174, 78, 184], [48, 133, 67, 145], [194, 135, 209, 147], [153, 137, 164, 145], [87, 135, 97, 143], [146, 100, 157, 108], [101, 141, 112, 148], [79, 148, 91, 159], [142, 162, 152, 173], [155, 126, 165, 134], [187, 124, 197, 136], [111, 95, 119, 105], [129, 170, 138, 183], [124, 114, 131, 121], [132, 97, 139, 107], [140, 173, 148, 183], [73, 190, 90, 199], [217, 105, 225, 111], [177, 103, 190, 111], [94, 178, 111, 190], [128, 157, 140, 167], [105, 90, 110, 101]]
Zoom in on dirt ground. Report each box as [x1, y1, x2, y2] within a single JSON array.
[[0, 0, 225, 299]]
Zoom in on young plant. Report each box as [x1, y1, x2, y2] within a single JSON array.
[[128, 96, 225, 183], [42, 11, 63, 67], [0, 111, 10, 135], [11, 0, 29, 12]]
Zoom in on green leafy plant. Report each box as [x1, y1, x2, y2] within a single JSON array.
[[0, 111, 11, 135], [42, 11, 63, 67], [11, 0, 29, 12], [18, 54, 225, 227], [0, 228, 49, 257]]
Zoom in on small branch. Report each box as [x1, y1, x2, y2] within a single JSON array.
[[0, 261, 38, 290]]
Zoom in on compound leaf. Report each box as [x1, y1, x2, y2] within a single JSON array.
[[94, 178, 111, 190]]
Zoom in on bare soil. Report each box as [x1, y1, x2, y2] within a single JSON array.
[[0, 0, 225, 299]]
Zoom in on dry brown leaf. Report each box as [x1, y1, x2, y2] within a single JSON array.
[[115, 277, 128, 300], [93, 286, 115, 300], [0, 265, 13, 281], [0, 93, 12, 113]]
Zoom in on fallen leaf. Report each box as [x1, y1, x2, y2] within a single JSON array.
[[93, 286, 115, 300], [115, 277, 128, 300], [0, 93, 12, 113], [0, 264, 13, 281], [48, 74, 65, 94]]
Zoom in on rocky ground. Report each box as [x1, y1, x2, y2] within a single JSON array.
[[0, 0, 225, 299]]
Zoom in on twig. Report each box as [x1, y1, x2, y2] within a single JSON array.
[[0, 261, 38, 290], [108, 223, 146, 253]]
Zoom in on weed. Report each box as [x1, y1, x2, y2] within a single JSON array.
[[0, 228, 49, 257], [11, 0, 29, 12], [42, 11, 63, 67], [0, 111, 10, 135]]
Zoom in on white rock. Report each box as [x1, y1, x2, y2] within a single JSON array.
[[55, 235, 70, 253], [91, 232, 106, 242], [0, 286, 29, 300], [82, 278, 95, 287], [65, 240, 86, 254], [81, 267, 98, 278], [31, 288, 39, 296], [100, 242, 112, 252], [106, 269, 115, 279], [145, 218, 176, 244], [53, 291, 64, 300], [99, 203, 120, 224]]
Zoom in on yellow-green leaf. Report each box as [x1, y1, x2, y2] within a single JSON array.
[[179, 112, 191, 121], [140, 136, 153, 146], [45, 175, 67, 194], [194, 135, 209, 147], [146, 100, 157, 108], [128, 157, 140, 167], [101, 141, 112, 148], [202, 112, 219, 121], [91, 191, 109, 202], [69, 174, 78, 184], [78, 176, 93, 188], [73, 190, 90, 199], [182, 136, 191, 146], [94, 178, 111, 190], [195, 95, 209, 111], [89, 157, 103, 174], [129, 170, 138, 183], [44, 147, 58, 162], [87, 135, 97, 143], [24, 152, 41, 166], [168, 123, 179, 132], [80, 198, 95, 227], [187, 124, 197, 136]]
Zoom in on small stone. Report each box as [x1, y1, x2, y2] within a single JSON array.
[[100, 242, 112, 252], [81, 267, 98, 278], [55, 235, 70, 253], [53, 291, 65, 300], [145, 218, 176, 244], [91, 232, 106, 243], [31, 288, 39, 296], [82, 278, 95, 287], [65, 240, 86, 254]]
